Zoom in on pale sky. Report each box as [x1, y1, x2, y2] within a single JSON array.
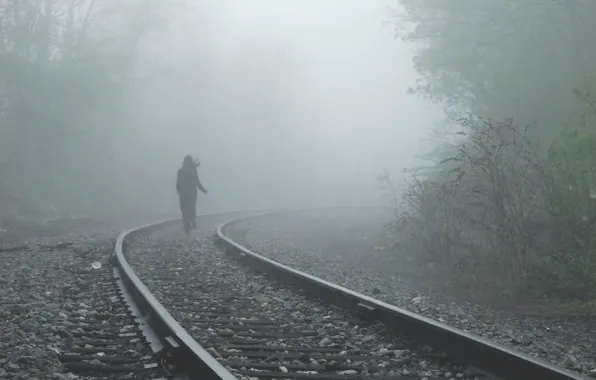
[[136, 0, 442, 210], [207, 0, 439, 164]]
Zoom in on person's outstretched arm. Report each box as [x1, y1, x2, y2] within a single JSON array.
[[195, 171, 208, 195]]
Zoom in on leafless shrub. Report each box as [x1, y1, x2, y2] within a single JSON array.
[[385, 114, 596, 301]]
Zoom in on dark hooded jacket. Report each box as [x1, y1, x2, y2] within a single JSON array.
[[176, 159, 206, 197]]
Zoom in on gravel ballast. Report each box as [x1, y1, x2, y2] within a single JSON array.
[[0, 229, 119, 379], [0, 217, 168, 380], [228, 209, 596, 378], [124, 218, 483, 379]]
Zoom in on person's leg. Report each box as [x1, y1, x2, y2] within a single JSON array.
[[180, 195, 191, 234], [190, 194, 197, 229]]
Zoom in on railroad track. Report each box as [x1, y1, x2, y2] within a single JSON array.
[[86, 210, 588, 380], [55, 262, 165, 379], [47, 212, 255, 380]]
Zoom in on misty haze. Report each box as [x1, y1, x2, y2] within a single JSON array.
[[0, 0, 439, 219], [1, 0, 595, 379]]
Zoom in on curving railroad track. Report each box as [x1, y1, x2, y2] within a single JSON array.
[[66, 210, 589, 380]]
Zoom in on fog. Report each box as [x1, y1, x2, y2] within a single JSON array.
[[0, 0, 440, 221], [145, 0, 441, 213], [2, 0, 595, 375]]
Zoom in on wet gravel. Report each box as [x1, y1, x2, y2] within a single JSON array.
[[0, 229, 120, 380], [124, 221, 483, 380], [229, 209, 596, 379]]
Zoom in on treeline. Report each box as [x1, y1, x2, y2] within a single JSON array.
[[0, 1, 315, 225], [386, 0, 596, 301], [0, 0, 182, 221]]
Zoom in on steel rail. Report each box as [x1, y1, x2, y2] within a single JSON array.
[[216, 212, 590, 380], [112, 211, 264, 380]]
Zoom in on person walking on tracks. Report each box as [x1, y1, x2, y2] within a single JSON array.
[[176, 155, 208, 233]]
